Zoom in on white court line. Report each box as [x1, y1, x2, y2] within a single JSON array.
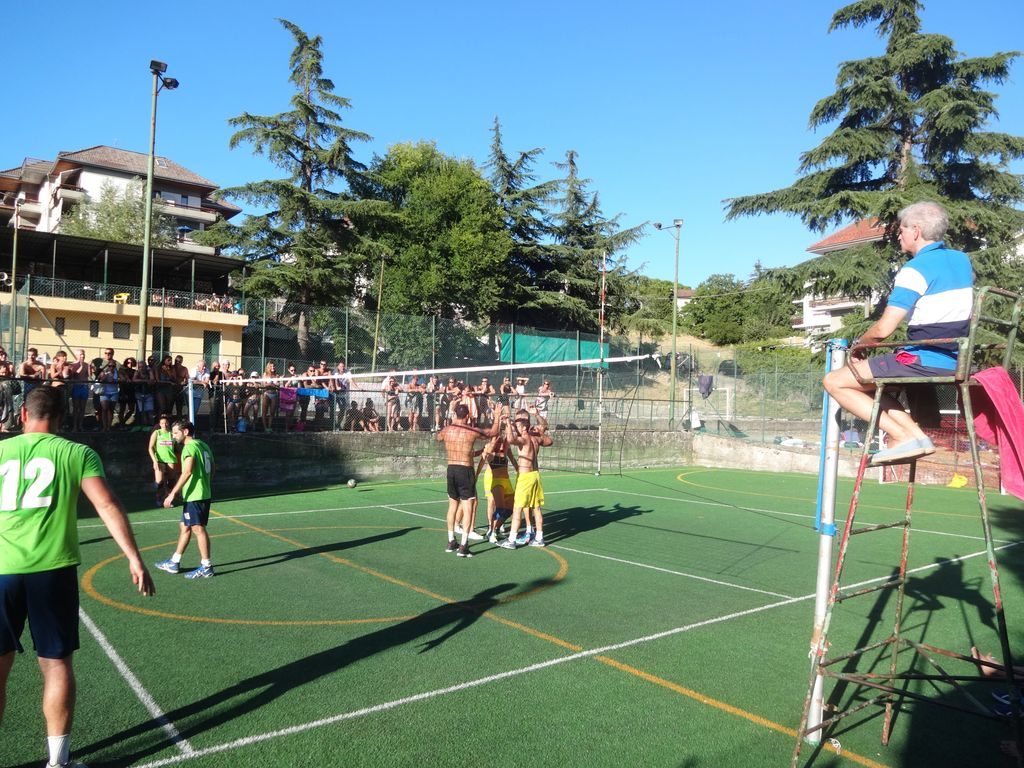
[[550, 545, 796, 599], [79, 609, 193, 756], [125, 540, 1021, 768], [130, 594, 803, 768], [381, 503, 794, 599], [77, 489, 601, 530], [612, 488, 1010, 544]]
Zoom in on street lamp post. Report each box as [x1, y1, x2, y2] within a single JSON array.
[[136, 60, 178, 365], [654, 219, 683, 425], [9, 199, 22, 356], [371, 253, 386, 373]]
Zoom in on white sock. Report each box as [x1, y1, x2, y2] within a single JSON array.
[[47, 734, 70, 766], [447, 531, 455, 542], [170, 552, 182, 564], [201, 559, 212, 568]]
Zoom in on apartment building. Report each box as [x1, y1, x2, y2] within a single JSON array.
[[0, 147, 248, 366]]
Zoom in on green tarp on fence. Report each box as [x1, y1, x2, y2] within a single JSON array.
[[498, 333, 608, 367]]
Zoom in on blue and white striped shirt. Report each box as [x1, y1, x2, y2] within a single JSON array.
[[888, 241, 973, 369]]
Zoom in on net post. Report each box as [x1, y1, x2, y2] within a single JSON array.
[[806, 338, 847, 745]]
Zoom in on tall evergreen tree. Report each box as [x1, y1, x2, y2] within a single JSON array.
[[202, 19, 380, 353], [725, 1, 1024, 296], [546, 151, 642, 332], [485, 118, 559, 325]]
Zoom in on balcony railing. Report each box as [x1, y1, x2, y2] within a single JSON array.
[[154, 198, 219, 224], [25, 276, 243, 314]]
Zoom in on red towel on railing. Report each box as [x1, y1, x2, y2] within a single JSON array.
[[972, 366, 1024, 501]]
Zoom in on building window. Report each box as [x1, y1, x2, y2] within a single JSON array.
[[55, 317, 65, 335], [89, 320, 99, 338], [113, 322, 131, 340]]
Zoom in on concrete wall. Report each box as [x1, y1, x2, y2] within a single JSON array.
[[73, 428, 695, 496], [692, 433, 861, 478]]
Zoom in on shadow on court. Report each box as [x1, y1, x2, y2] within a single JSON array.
[[70, 581, 554, 768], [214, 527, 418, 575], [542, 503, 650, 544]]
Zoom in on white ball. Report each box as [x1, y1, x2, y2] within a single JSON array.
[[347, 478, 357, 488]]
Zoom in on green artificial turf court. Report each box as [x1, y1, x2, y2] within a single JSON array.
[[3, 466, 1024, 767]]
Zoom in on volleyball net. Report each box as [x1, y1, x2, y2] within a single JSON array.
[[187, 353, 664, 475]]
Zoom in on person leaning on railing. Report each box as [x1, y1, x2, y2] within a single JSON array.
[[208, 361, 224, 431], [118, 357, 138, 429]]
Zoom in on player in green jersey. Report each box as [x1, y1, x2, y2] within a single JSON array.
[[155, 420, 215, 579], [147, 414, 179, 507], [0, 387, 154, 768]]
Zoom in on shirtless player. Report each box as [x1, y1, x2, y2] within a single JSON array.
[[437, 402, 503, 557], [499, 405, 553, 549]]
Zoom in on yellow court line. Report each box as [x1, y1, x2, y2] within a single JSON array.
[[210, 510, 884, 766], [215, 512, 577, 649], [675, 468, 980, 520], [81, 529, 425, 626], [596, 656, 889, 768]]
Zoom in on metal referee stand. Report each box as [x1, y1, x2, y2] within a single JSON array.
[[795, 287, 1024, 766]]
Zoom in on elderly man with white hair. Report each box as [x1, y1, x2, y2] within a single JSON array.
[[823, 201, 973, 465]]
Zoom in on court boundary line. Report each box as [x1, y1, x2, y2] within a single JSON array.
[[611, 488, 1011, 544], [127, 594, 843, 768], [76, 488, 602, 530], [550, 544, 796, 599], [85, 485, 1016, 768], [122, 540, 1016, 768], [380, 502, 796, 599], [79, 608, 193, 756]]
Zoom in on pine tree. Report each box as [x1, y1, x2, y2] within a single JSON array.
[[725, 0, 1024, 295], [546, 151, 642, 332], [203, 19, 379, 354], [485, 118, 559, 325]]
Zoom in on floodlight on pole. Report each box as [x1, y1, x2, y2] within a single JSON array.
[[136, 60, 179, 365], [371, 253, 387, 373], [9, 199, 22, 356], [653, 219, 683, 425]]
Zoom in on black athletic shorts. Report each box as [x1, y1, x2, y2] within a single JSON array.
[[446, 464, 477, 501], [0, 565, 80, 658]]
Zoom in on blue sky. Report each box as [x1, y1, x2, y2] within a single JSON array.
[[3, 0, 1022, 289]]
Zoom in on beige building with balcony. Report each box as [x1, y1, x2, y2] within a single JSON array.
[[791, 218, 885, 337], [0, 147, 247, 366]]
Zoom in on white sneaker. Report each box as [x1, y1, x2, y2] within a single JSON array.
[[488, 533, 498, 544], [467, 530, 485, 541]]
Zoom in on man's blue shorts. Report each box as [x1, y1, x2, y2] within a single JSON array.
[[182, 499, 211, 527], [0, 566, 80, 658], [868, 351, 955, 379]]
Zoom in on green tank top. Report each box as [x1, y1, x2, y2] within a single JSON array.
[[154, 429, 177, 464], [0, 432, 104, 574], [181, 439, 214, 502]]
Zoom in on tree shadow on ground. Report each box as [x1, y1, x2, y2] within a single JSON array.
[[67, 580, 547, 768]]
